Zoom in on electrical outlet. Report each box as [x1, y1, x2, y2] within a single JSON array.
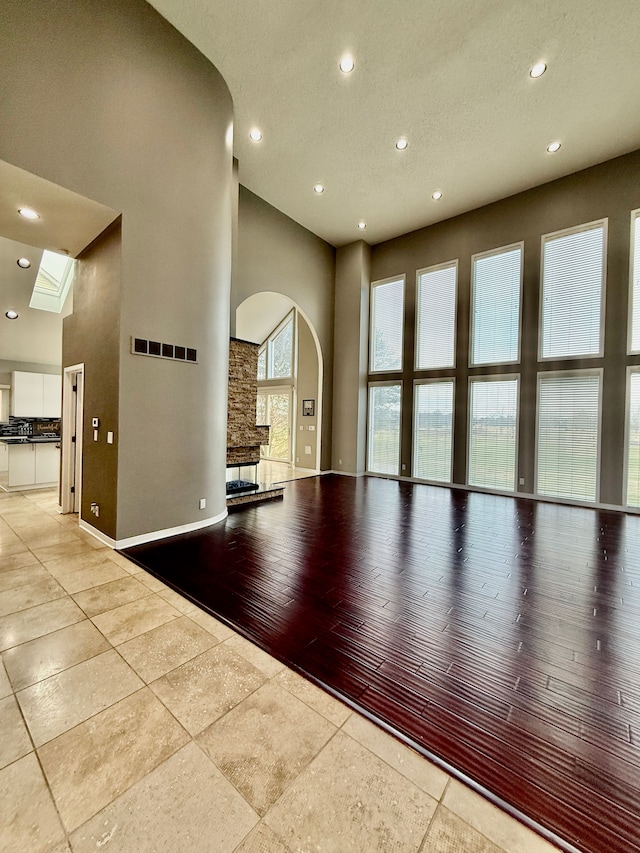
[[519, 477, 525, 485], [401, 463, 406, 470], [199, 498, 206, 510], [338, 459, 342, 465]]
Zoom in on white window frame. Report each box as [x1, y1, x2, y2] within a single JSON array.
[[414, 260, 458, 371], [538, 219, 608, 362], [367, 380, 403, 476], [624, 365, 640, 507], [466, 373, 520, 493], [469, 242, 523, 368], [412, 378, 455, 483], [534, 367, 603, 504], [265, 309, 296, 381], [369, 275, 405, 374], [628, 209, 640, 355]]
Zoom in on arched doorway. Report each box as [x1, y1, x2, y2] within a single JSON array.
[[236, 292, 323, 472]]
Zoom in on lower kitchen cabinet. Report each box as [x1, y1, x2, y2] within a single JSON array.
[[7, 443, 60, 488]]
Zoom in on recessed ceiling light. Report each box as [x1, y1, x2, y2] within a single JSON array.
[[395, 138, 408, 151], [16, 257, 31, 269], [313, 184, 325, 194], [339, 55, 354, 74], [249, 128, 262, 142], [432, 190, 443, 200], [357, 221, 366, 230], [530, 62, 547, 79], [18, 207, 40, 220], [547, 141, 561, 153], [5, 310, 19, 320]]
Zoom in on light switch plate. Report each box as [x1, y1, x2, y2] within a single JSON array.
[[107, 431, 114, 444]]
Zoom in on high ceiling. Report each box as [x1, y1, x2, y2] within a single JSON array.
[[150, 0, 640, 247]]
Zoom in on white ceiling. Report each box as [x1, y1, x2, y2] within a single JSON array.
[[0, 162, 118, 367], [150, 0, 640, 246]]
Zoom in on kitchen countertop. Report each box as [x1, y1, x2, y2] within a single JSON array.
[[0, 437, 61, 445]]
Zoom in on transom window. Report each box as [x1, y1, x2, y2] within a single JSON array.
[[415, 262, 457, 370], [540, 221, 606, 360], [258, 311, 294, 381], [470, 244, 522, 366], [370, 277, 404, 372]]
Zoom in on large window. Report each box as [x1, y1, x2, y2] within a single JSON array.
[[413, 381, 454, 482], [540, 221, 606, 359], [258, 312, 294, 381], [257, 389, 291, 461], [630, 211, 640, 353], [367, 383, 402, 475], [468, 377, 518, 491], [415, 262, 457, 369], [370, 277, 404, 372], [470, 245, 522, 366], [536, 371, 601, 502], [626, 369, 640, 507]]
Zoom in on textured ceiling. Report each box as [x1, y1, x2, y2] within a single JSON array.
[[150, 0, 640, 246]]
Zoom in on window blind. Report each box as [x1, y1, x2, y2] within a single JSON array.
[[257, 348, 266, 381], [537, 372, 600, 502], [468, 378, 518, 491], [368, 384, 401, 475], [416, 263, 457, 369], [541, 223, 605, 359], [471, 246, 521, 365], [413, 381, 454, 482], [631, 213, 640, 353], [627, 371, 640, 506], [370, 278, 404, 371]]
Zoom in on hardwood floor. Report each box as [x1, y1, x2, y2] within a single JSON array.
[[124, 474, 640, 853]]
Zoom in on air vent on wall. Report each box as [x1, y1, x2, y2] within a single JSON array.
[[131, 337, 197, 363]]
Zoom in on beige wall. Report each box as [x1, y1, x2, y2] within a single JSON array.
[[0, 0, 234, 541], [232, 186, 335, 469], [369, 148, 640, 507], [296, 315, 319, 469], [332, 241, 371, 473]]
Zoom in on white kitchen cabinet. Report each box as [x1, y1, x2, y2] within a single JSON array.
[[35, 443, 60, 484], [8, 444, 36, 487], [11, 372, 62, 418], [42, 374, 62, 417], [6, 442, 60, 487], [0, 442, 7, 473]]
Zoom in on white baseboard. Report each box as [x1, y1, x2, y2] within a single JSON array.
[[79, 508, 228, 550]]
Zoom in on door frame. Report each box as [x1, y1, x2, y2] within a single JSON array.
[[61, 363, 84, 513]]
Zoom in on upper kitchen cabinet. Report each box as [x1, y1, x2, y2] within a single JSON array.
[[11, 371, 62, 418]]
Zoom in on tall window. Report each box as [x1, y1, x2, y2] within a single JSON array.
[[540, 221, 606, 359], [370, 277, 404, 372], [468, 377, 518, 491], [415, 262, 457, 369], [368, 383, 401, 475], [413, 381, 454, 482], [470, 245, 522, 365], [537, 371, 601, 502], [630, 211, 640, 353], [626, 369, 640, 506]]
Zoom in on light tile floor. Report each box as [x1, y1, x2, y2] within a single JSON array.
[[0, 487, 562, 853]]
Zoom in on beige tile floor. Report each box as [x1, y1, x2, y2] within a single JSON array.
[[0, 486, 562, 853]]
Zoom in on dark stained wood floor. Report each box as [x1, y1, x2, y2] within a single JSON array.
[[124, 474, 640, 853]]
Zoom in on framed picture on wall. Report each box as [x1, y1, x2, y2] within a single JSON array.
[[302, 399, 315, 417]]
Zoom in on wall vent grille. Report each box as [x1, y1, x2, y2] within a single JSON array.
[[131, 337, 197, 363]]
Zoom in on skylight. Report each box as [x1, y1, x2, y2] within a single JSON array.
[[29, 249, 75, 313]]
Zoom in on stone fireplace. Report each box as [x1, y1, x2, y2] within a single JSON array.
[[227, 337, 284, 507]]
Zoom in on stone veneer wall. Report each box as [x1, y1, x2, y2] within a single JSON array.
[[227, 338, 269, 465]]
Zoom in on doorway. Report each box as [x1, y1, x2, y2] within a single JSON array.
[[61, 363, 84, 513]]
